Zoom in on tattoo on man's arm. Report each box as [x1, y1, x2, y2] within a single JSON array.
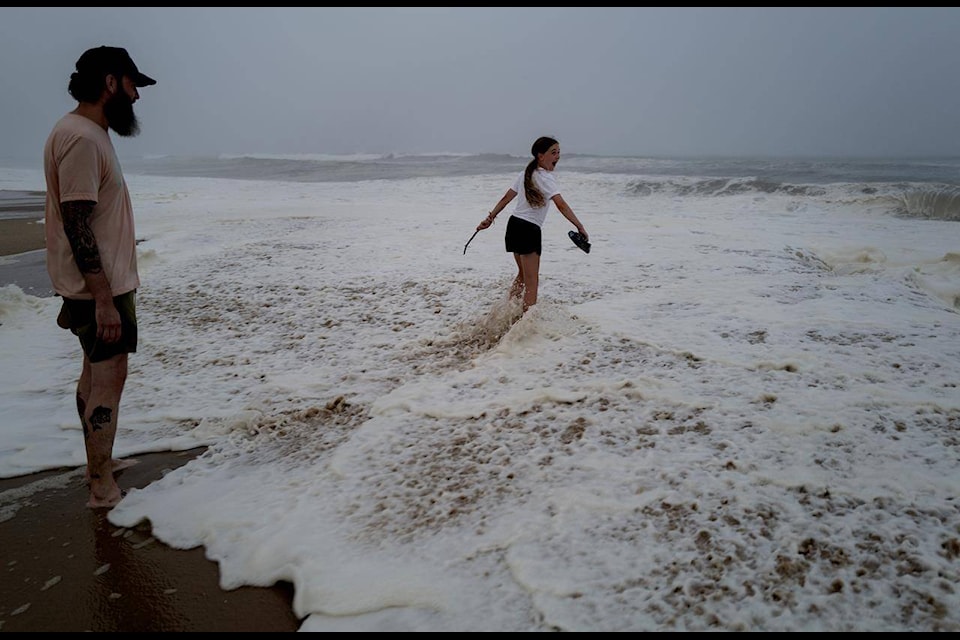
[[61, 200, 103, 274]]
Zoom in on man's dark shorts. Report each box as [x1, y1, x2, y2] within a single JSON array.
[[56, 290, 138, 363], [505, 215, 542, 256]]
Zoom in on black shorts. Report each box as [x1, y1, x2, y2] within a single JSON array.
[[56, 290, 138, 363], [504, 215, 542, 256]]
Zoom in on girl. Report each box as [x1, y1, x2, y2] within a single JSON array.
[[476, 136, 588, 311]]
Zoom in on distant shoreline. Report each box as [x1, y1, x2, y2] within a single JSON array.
[[0, 189, 44, 219]]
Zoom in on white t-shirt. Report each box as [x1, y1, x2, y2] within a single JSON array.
[[510, 167, 559, 228]]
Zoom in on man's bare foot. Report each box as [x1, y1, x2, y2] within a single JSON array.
[[86, 487, 127, 509], [84, 458, 139, 483]]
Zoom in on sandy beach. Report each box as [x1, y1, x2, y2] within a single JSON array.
[[0, 191, 301, 632], [0, 218, 44, 257]]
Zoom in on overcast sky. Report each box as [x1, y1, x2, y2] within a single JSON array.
[[2, 7, 959, 160]]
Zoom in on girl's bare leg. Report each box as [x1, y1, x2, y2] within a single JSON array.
[[518, 252, 540, 312], [509, 253, 525, 299]]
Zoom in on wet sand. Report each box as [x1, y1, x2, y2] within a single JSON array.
[[0, 217, 45, 257], [0, 451, 301, 632], [0, 191, 302, 631], [0, 216, 52, 297]]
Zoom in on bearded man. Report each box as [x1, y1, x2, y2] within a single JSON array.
[[43, 46, 157, 509]]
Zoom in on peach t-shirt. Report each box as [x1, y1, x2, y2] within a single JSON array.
[[44, 113, 139, 299]]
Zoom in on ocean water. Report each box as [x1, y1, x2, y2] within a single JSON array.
[[1, 153, 959, 631]]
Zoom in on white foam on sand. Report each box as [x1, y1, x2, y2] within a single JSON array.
[[1, 166, 959, 631]]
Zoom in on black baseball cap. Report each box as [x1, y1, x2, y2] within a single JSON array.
[[75, 46, 157, 87]]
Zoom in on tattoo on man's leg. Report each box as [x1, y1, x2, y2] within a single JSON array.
[[89, 406, 112, 432], [77, 393, 87, 438]]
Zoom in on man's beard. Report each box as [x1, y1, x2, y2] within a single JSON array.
[[104, 91, 140, 137]]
